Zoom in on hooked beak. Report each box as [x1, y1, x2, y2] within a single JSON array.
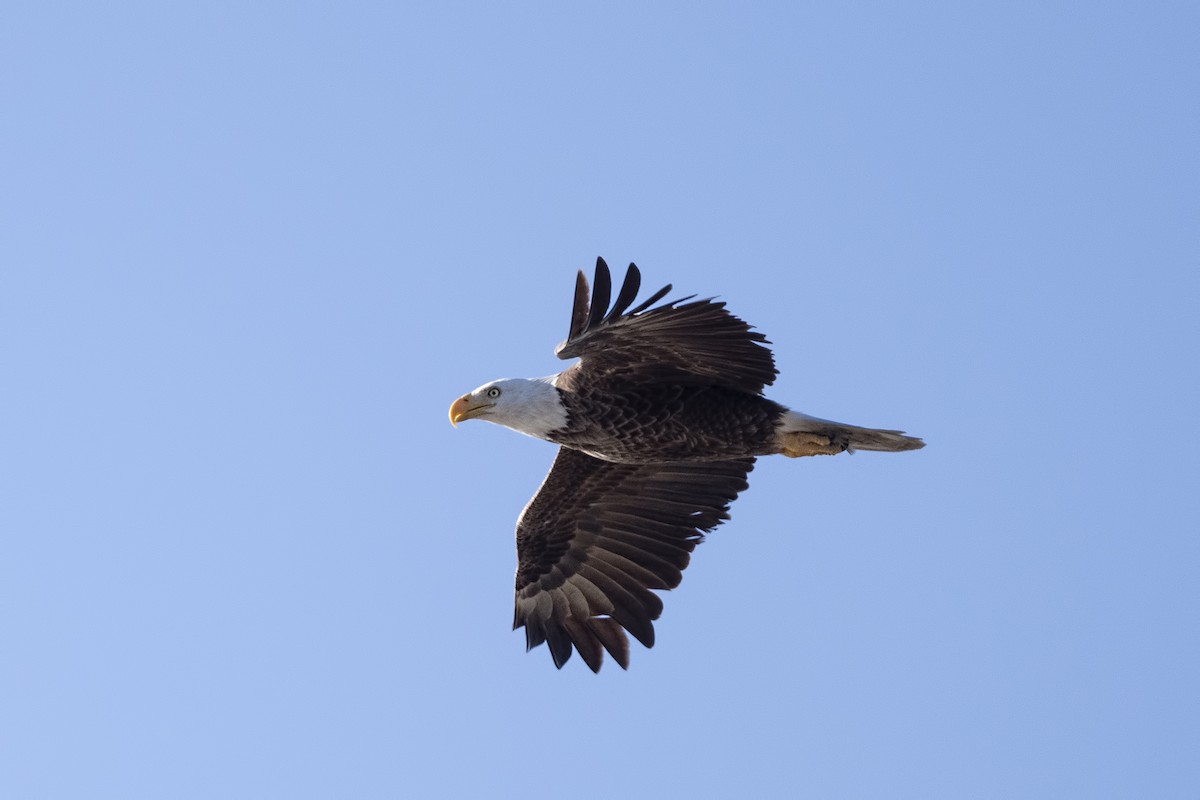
[[449, 394, 492, 427]]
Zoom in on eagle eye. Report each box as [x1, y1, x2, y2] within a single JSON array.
[[486, 386, 502, 399]]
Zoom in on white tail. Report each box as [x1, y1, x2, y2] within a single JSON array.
[[776, 410, 925, 457]]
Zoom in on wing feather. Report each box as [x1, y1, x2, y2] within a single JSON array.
[[567, 270, 590, 342], [589, 546, 675, 591], [591, 540, 683, 588], [588, 617, 630, 670], [605, 259, 642, 321], [586, 259, 611, 331], [561, 617, 604, 672], [514, 447, 753, 671], [558, 578, 593, 621], [543, 620, 574, 668], [555, 257, 777, 394], [574, 562, 658, 648]]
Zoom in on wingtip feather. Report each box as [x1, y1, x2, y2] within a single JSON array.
[[568, 269, 590, 341], [587, 258, 612, 330]]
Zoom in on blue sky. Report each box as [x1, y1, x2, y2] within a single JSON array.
[[3, 3, 1197, 798]]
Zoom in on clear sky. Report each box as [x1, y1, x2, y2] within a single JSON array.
[[3, 3, 1197, 798]]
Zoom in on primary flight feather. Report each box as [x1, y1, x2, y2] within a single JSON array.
[[449, 258, 924, 672]]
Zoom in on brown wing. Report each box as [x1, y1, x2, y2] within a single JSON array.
[[514, 446, 754, 671], [555, 257, 778, 394]]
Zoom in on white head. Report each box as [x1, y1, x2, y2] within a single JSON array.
[[448, 377, 567, 441]]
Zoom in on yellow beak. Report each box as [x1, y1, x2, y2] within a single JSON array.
[[449, 394, 490, 427]]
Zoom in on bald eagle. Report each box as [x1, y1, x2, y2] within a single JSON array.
[[450, 258, 924, 671]]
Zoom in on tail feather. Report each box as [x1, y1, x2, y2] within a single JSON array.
[[778, 411, 924, 456]]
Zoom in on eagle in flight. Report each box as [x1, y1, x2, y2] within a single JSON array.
[[450, 258, 924, 671]]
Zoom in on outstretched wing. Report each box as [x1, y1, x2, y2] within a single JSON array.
[[555, 257, 778, 394], [514, 446, 754, 672]]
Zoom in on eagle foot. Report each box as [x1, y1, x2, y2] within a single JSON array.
[[781, 432, 843, 458]]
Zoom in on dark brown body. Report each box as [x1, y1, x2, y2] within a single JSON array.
[[549, 383, 786, 463]]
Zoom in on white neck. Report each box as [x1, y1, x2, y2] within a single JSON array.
[[480, 376, 568, 440]]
